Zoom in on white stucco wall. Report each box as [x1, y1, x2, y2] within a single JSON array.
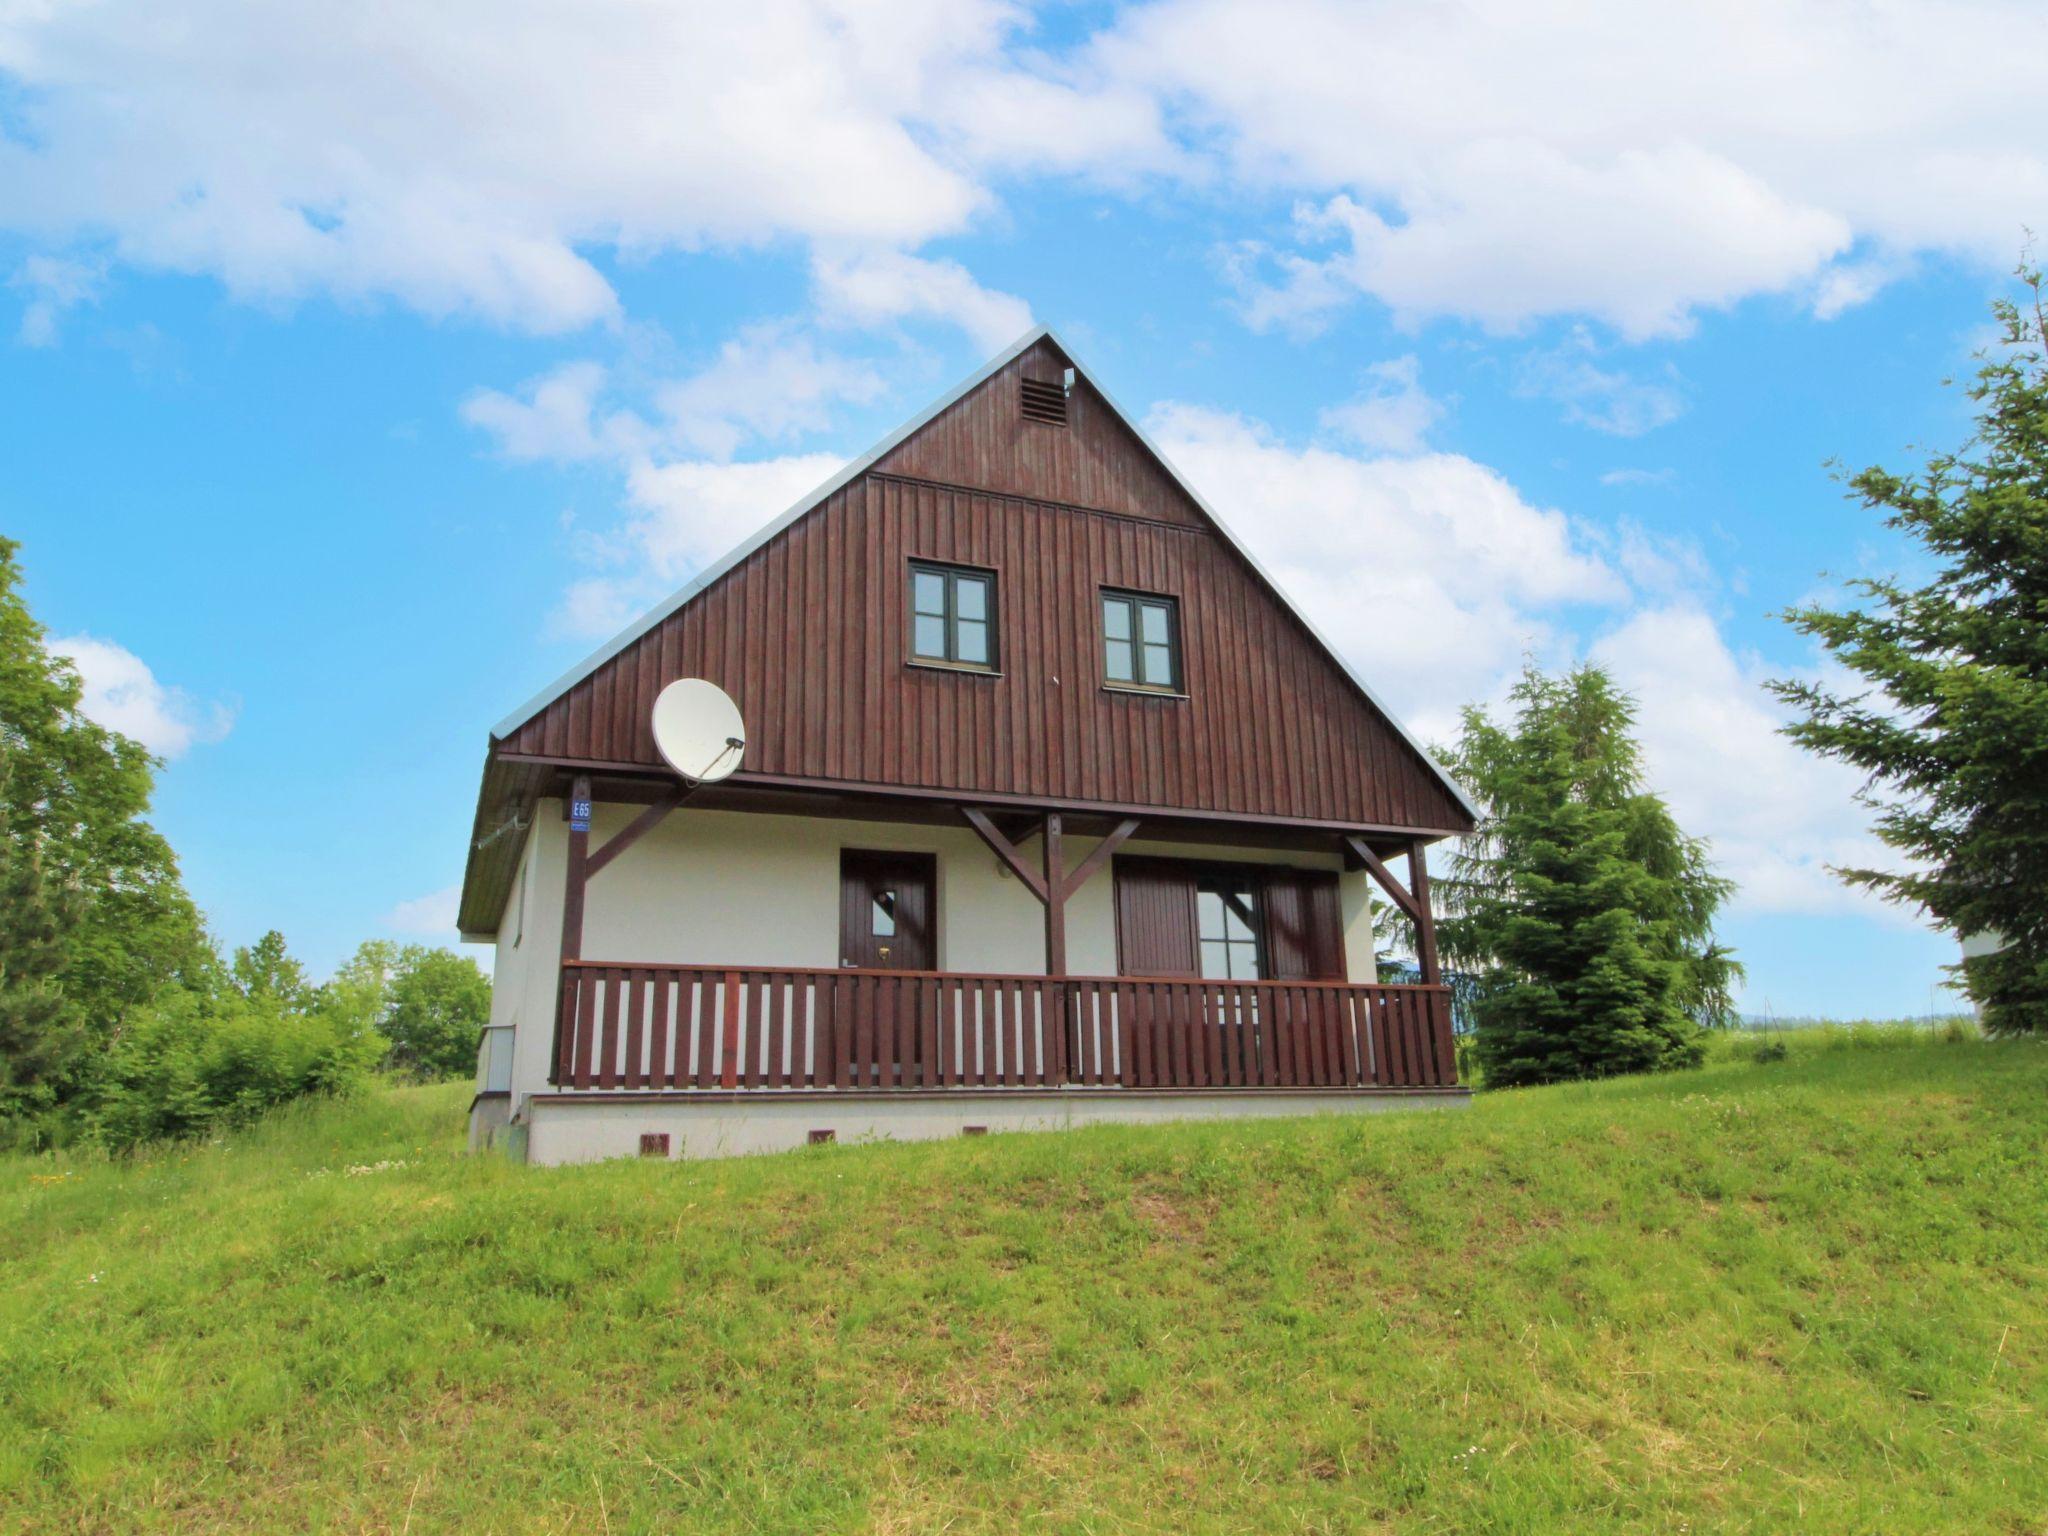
[[485, 799, 1382, 1123]]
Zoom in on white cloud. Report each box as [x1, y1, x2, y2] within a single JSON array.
[[48, 635, 235, 759], [9, 1, 2040, 344], [11, 254, 102, 346], [1599, 468, 1675, 489], [1317, 354, 1442, 454], [1588, 605, 1908, 923], [1146, 401, 1622, 739], [811, 250, 1033, 354], [543, 452, 847, 640], [654, 324, 889, 459], [461, 361, 621, 464], [1094, 0, 2047, 334], [383, 883, 460, 939], [1515, 330, 1685, 436], [0, 0, 1059, 331]]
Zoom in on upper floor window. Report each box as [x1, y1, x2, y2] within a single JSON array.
[[910, 561, 997, 671], [1101, 589, 1180, 692]]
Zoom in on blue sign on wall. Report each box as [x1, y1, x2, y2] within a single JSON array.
[[571, 797, 592, 832]]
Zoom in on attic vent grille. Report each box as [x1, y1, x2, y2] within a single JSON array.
[[1020, 377, 1069, 426]]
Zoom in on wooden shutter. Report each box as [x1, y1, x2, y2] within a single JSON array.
[[1262, 868, 1347, 981], [1113, 857, 1200, 977]]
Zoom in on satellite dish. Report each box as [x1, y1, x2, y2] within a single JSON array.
[[650, 679, 747, 785]]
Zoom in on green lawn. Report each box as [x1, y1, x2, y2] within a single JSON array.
[[4, 1032, 2044, 1533]]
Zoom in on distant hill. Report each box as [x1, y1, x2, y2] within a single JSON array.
[[4, 1032, 2043, 1532]]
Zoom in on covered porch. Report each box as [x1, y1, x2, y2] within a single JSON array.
[[472, 761, 1465, 1161]]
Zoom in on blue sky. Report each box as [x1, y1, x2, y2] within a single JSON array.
[[4, 0, 2039, 1016]]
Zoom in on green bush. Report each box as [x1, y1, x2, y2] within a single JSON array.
[[85, 986, 384, 1150]]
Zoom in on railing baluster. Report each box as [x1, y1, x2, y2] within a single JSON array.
[[551, 964, 1457, 1097]]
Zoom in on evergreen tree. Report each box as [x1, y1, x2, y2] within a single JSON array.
[[1440, 665, 1739, 1086], [1771, 264, 2048, 1036], [0, 537, 210, 1118]]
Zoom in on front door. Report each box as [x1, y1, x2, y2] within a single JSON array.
[[839, 851, 936, 970]]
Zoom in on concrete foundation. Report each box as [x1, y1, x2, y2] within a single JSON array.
[[515, 1086, 1469, 1165]]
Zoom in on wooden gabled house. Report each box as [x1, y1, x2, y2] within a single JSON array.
[[460, 330, 1476, 1162]]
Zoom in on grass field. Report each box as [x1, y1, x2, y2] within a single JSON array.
[[4, 1030, 2044, 1534]]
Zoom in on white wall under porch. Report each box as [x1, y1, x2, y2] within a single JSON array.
[[481, 798, 1384, 1141], [524, 1085, 1465, 1165]]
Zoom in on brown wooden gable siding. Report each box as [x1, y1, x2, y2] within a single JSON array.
[[873, 338, 1203, 527], [503, 473, 1470, 830]]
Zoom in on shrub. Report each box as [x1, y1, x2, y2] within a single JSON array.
[[86, 986, 385, 1150]]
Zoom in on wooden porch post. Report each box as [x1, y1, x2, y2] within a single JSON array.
[[560, 775, 592, 963], [1408, 838, 1441, 987], [1042, 813, 1067, 977], [551, 775, 593, 1084]]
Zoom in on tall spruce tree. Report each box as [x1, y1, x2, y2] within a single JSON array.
[[1770, 263, 2048, 1036], [1440, 665, 1739, 1087], [0, 537, 210, 1118]]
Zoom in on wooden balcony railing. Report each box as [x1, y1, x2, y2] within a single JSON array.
[[552, 963, 1457, 1093]]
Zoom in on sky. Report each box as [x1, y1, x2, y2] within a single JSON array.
[[4, 0, 2042, 1017]]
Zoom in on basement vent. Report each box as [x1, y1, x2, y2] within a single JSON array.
[[807, 1128, 836, 1145], [639, 1133, 670, 1158], [1020, 376, 1069, 426]]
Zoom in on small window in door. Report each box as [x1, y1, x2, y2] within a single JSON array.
[[1197, 876, 1263, 980], [872, 889, 897, 937]]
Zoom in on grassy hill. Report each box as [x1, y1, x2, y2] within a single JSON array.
[[4, 1032, 2044, 1534]]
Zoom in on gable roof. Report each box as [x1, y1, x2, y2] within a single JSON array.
[[492, 327, 1479, 823]]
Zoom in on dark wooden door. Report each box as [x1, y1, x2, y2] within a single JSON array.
[[839, 851, 936, 970]]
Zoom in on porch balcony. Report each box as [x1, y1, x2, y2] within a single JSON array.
[[551, 962, 1457, 1094]]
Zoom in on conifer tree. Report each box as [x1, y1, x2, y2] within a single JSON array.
[[1771, 264, 2048, 1036], [1440, 665, 1738, 1086]]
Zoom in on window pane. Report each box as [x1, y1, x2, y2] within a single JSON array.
[[1105, 637, 1135, 682], [1103, 596, 1131, 639], [1228, 939, 1260, 979], [913, 571, 947, 616], [1143, 643, 1174, 687], [914, 614, 947, 658], [872, 890, 897, 937], [1222, 888, 1256, 939], [1196, 889, 1224, 941], [956, 619, 989, 664], [1140, 602, 1170, 643], [955, 575, 987, 621], [1199, 940, 1230, 980]]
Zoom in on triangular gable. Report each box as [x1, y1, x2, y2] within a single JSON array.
[[489, 327, 1477, 829]]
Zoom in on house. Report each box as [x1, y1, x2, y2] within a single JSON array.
[[459, 330, 1478, 1164]]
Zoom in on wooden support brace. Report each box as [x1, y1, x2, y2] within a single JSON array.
[[962, 807, 1050, 903], [586, 788, 687, 879], [1344, 834, 1423, 927], [1057, 817, 1141, 901]]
